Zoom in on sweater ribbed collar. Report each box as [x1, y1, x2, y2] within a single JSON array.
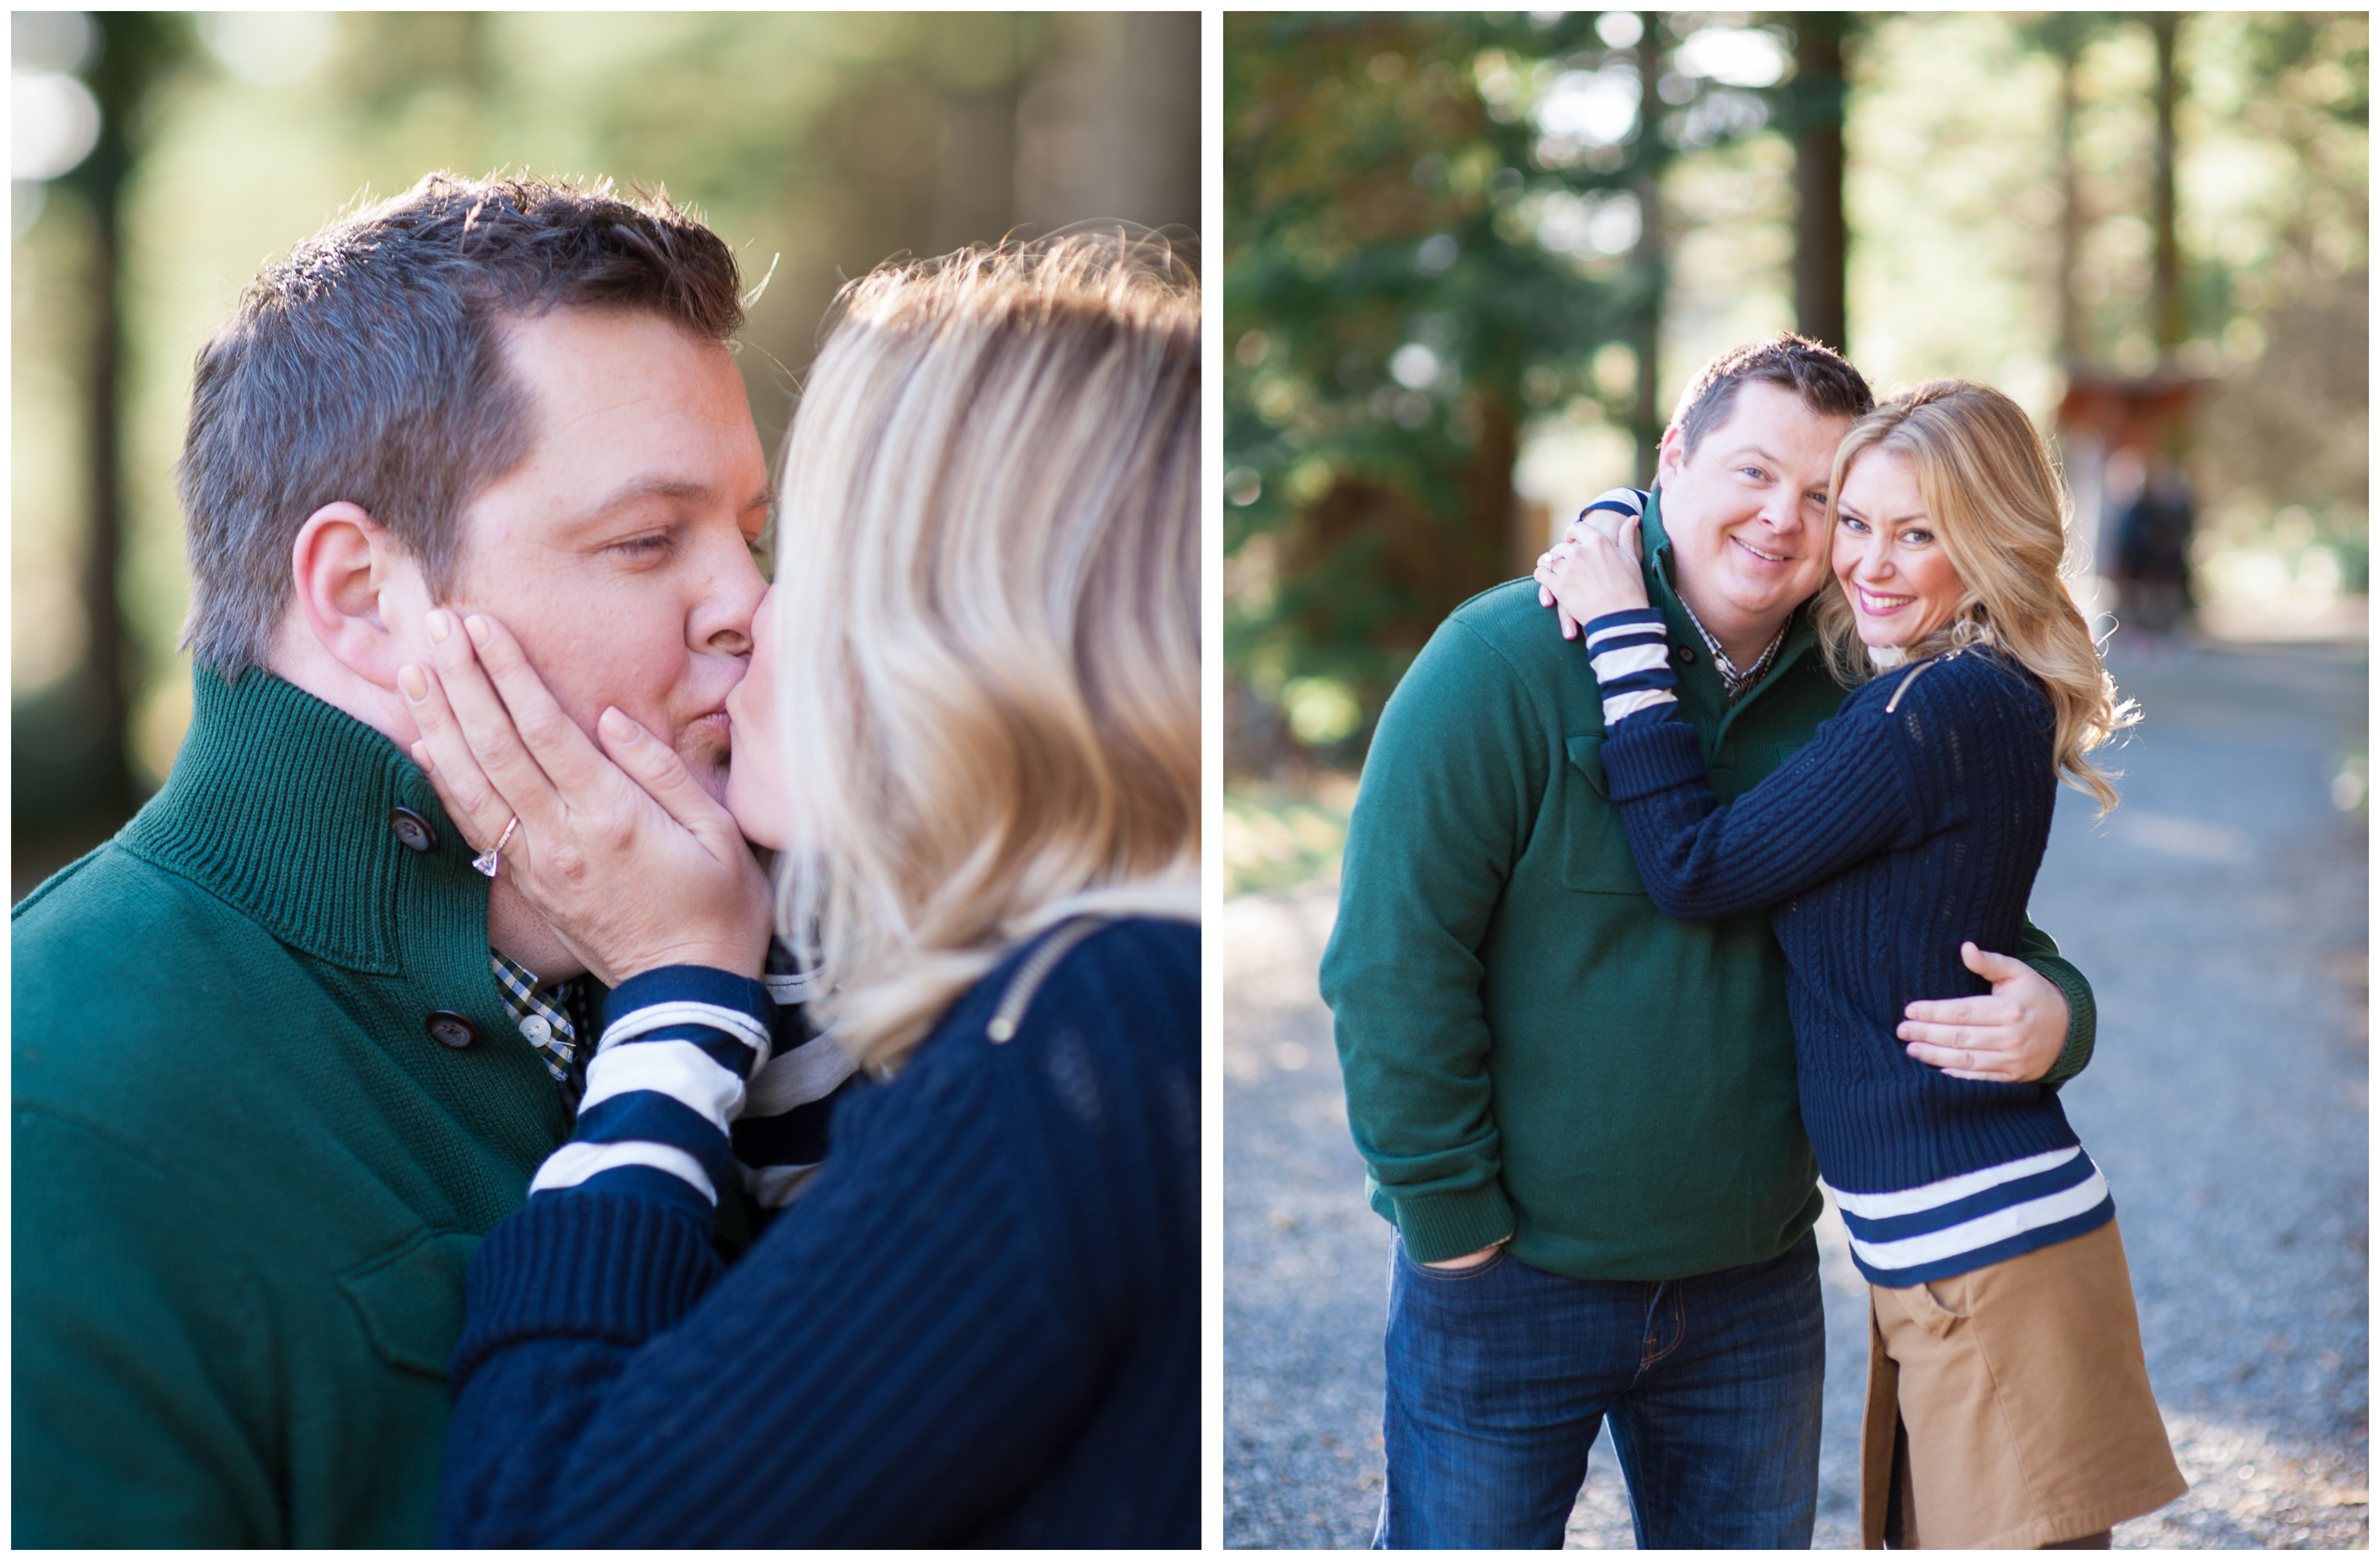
[[116, 666, 484, 977]]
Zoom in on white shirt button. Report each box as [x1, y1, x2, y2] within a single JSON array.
[[520, 1015, 552, 1043]]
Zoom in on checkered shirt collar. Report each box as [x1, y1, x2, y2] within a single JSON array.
[[1672, 591, 1788, 704], [490, 950, 588, 1086]]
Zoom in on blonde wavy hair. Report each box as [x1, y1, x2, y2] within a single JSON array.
[[765, 231, 1200, 1073], [1814, 379, 2138, 812]]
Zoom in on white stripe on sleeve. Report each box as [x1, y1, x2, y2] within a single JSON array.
[[1583, 620, 1661, 654], [743, 1161, 825, 1209], [531, 1140, 718, 1203], [746, 1034, 861, 1117], [579, 1038, 748, 1130], [1602, 687, 1679, 724], [1587, 642, 1674, 681], [599, 1000, 773, 1065]]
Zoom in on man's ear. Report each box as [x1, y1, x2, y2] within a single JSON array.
[[289, 502, 420, 689], [1654, 423, 1689, 487]]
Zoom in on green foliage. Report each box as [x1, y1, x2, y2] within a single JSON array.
[[1224, 14, 1626, 754], [1222, 787, 1352, 897], [1224, 10, 2368, 790], [1223, 12, 1787, 767], [2175, 12, 2368, 554]]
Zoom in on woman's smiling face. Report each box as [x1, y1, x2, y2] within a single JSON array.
[[1831, 447, 1968, 648]]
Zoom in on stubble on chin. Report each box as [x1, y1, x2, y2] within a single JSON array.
[[674, 723, 733, 806]]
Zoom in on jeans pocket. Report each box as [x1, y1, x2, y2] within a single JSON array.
[[1405, 1242, 1512, 1283]]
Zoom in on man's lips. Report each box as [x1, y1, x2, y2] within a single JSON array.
[[1728, 535, 1797, 567], [677, 708, 732, 760]]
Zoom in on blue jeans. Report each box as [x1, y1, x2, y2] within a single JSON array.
[[1374, 1231, 1825, 1549]]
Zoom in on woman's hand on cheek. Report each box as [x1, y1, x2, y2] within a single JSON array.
[[575, 702, 776, 981], [403, 609, 773, 984]]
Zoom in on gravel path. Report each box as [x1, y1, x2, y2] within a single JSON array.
[[1223, 639, 2368, 1549]]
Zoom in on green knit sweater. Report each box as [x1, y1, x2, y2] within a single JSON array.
[[12, 668, 571, 1546], [1319, 490, 2095, 1281]]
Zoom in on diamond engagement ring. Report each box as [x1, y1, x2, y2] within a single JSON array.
[[471, 816, 519, 878]]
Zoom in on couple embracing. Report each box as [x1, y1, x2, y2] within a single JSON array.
[[16, 174, 1197, 1547], [1323, 337, 2189, 1549]]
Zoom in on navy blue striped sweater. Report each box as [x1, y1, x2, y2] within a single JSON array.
[[438, 916, 1198, 1547], [1585, 622, 2114, 1283]]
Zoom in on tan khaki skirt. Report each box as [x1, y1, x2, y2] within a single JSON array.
[[1860, 1218, 2188, 1549]]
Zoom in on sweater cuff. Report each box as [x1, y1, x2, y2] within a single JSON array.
[[531, 964, 777, 1214], [600, 964, 776, 1071], [1381, 1182, 1516, 1266], [1580, 609, 1678, 729], [450, 1190, 722, 1394], [1598, 718, 1709, 803], [2035, 960, 2098, 1086]]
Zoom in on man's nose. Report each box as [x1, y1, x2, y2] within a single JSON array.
[[692, 531, 767, 656]]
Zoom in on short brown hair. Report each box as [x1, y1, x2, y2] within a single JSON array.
[[177, 171, 747, 674], [1671, 333, 1873, 459]]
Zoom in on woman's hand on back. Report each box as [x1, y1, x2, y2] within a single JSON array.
[[1533, 514, 1650, 639], [400, 609, 773, 985]]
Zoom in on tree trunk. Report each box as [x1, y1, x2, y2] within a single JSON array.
[[2056, 40, 2085, 363], [64, 16, 153, 821], [1791, 15, 1849, 354], [81, 192, 130, 817], [1629, 11, 1666, 483], [2149, 13, 2184, 355]]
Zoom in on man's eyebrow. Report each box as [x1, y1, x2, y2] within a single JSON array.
[[1719, 442, 1832, 492], [566, 476, 711, 523], [559, 476, 768, 532]]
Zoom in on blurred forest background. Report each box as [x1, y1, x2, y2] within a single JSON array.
[[12, 9, 1198, 894], [1224, 10, 2367, 890]]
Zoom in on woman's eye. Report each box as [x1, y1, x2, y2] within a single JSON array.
[[1903, 528, 1933, 546]]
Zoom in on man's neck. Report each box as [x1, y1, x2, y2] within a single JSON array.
[[267, 626, 588, 984], [488, 882, 588, 983], [1667, 569, 1796, 673]]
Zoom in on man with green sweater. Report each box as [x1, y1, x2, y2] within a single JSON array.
[[13, 174, 771, 1545], [1319, 336, 2097, 1549]]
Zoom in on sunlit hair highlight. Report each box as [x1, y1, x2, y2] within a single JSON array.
[[767, 230, 1200, 1073], [1814, 379, 2138, 812]]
